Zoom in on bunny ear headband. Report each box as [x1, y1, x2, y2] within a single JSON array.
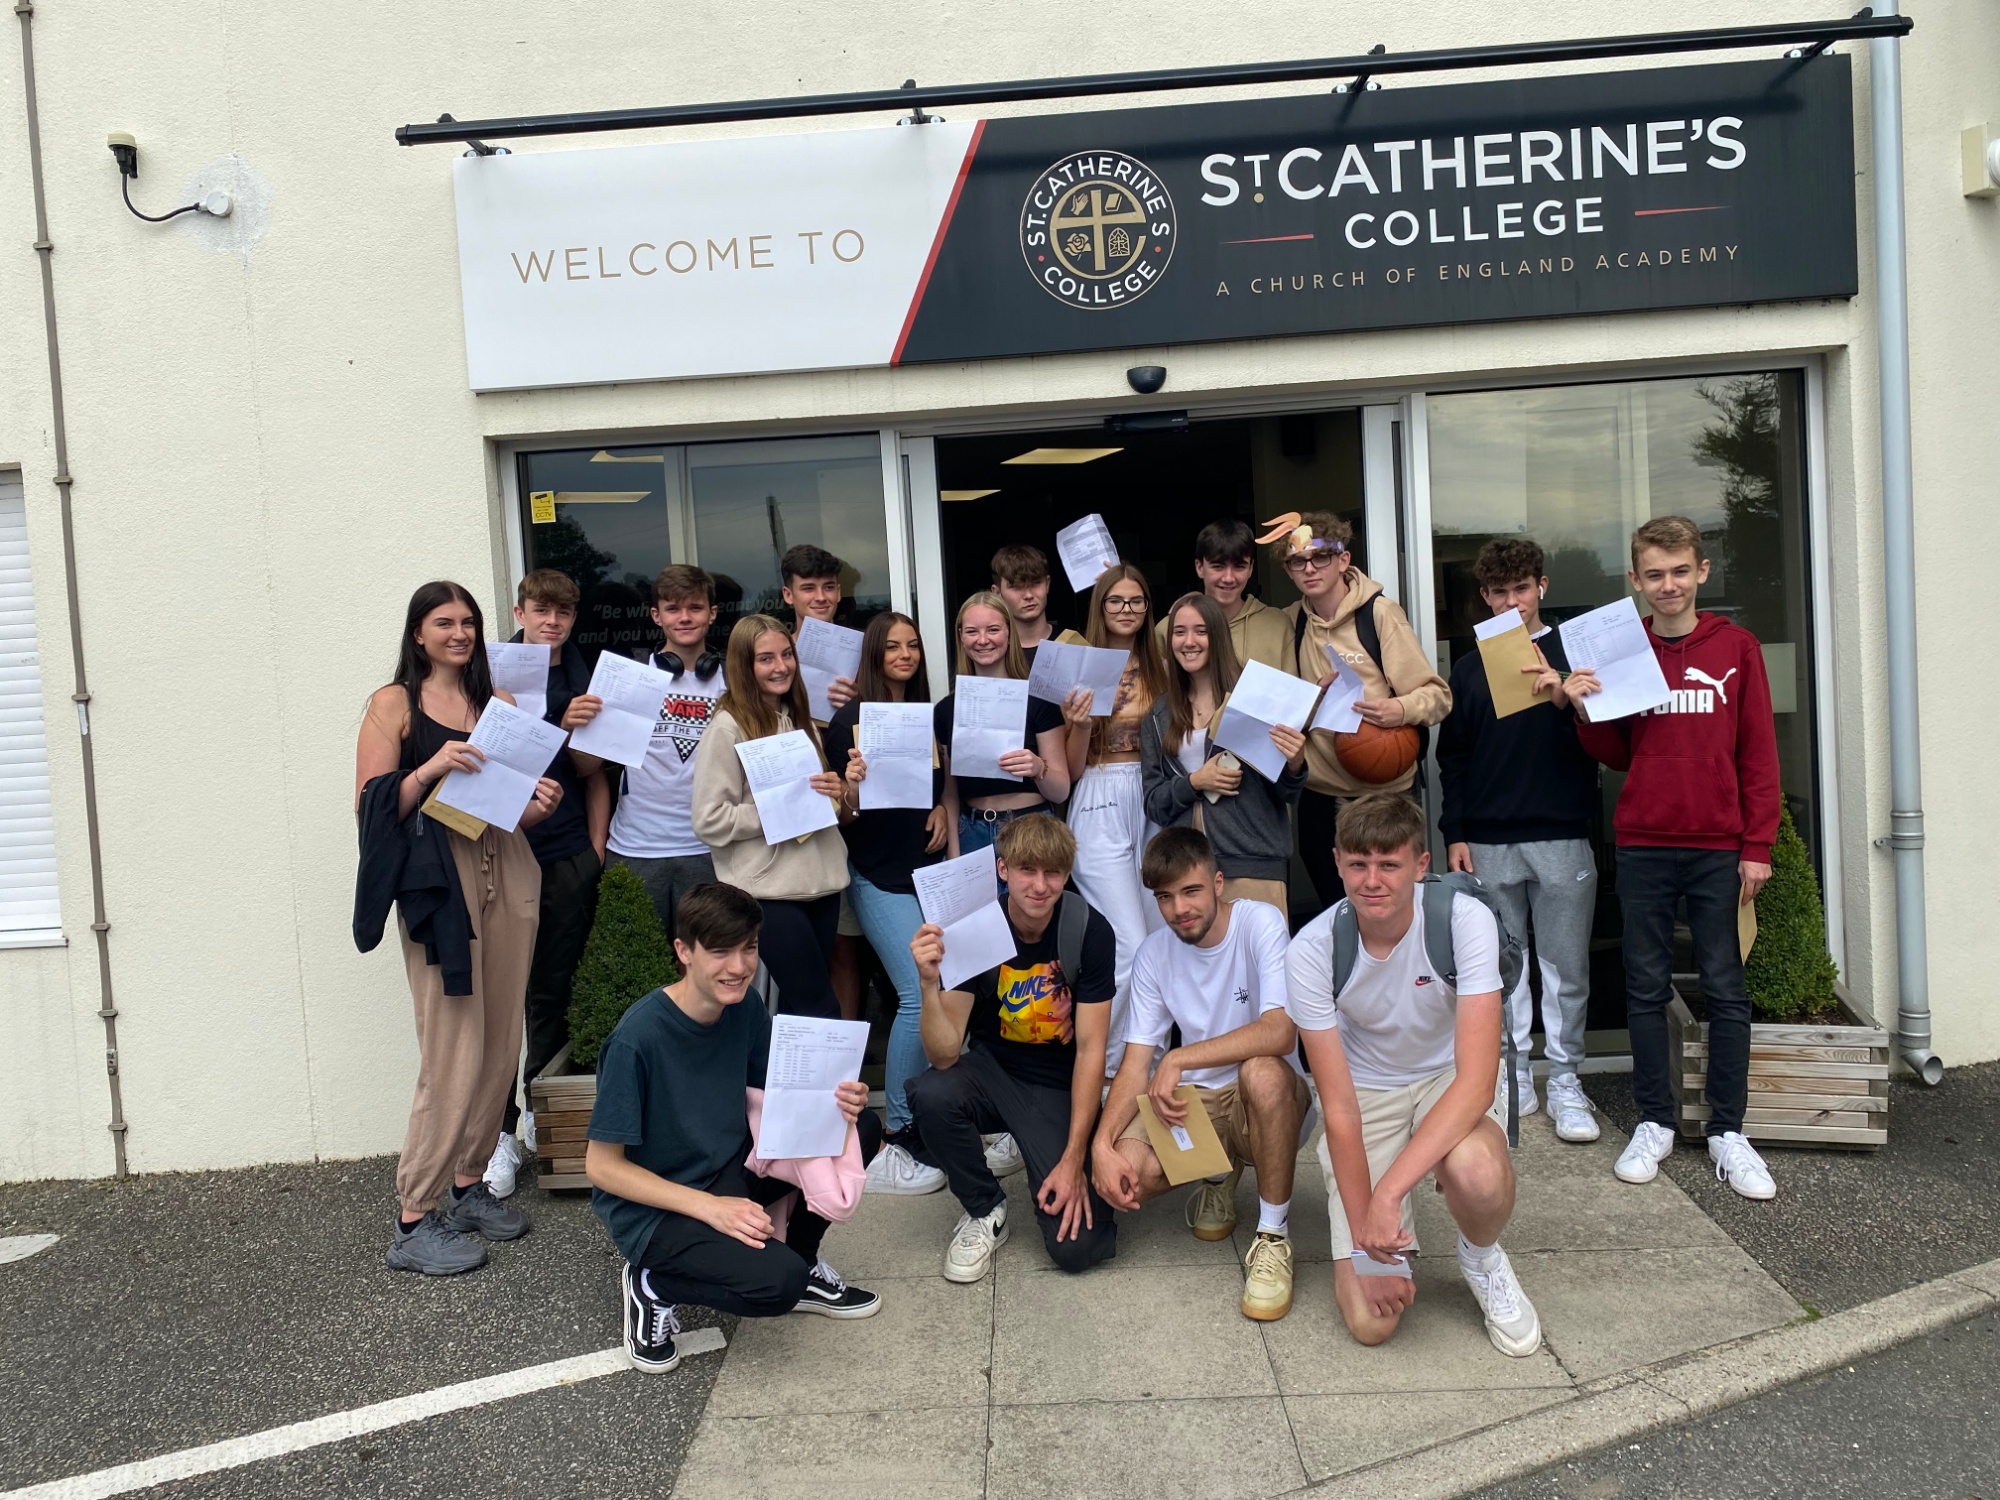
[[1254, 512, 1346, 559]]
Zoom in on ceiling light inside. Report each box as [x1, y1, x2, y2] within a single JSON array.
[[553, 490, 649, 504], [940, 488, 1001, 502], [589, 451, 668, 463], [1000, 447, 1123, 466]]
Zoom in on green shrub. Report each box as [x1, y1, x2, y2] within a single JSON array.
[[1744, 804, 1839, 1021], [567, 863, 680, 1069]]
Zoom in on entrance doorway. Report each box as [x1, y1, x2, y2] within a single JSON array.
[[934, 411, 1369, 633]]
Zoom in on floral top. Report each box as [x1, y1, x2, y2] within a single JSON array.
[[1100, 658, 1153, 757]]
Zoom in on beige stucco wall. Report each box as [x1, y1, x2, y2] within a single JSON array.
[[1, 0, 1992, 1181]]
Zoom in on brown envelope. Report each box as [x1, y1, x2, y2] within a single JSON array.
[[1477, 619, 1545, 720], [1739, 887, 1758, 961], [421, 783, 488, 841], [1135, 1088, 1233, 1186]]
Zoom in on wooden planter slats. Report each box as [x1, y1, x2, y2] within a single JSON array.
[[527, 1043, 598, 1190], [1667, 989, 1889, 1149]]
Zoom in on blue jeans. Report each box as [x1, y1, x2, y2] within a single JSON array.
[[844, 869, 927, 1133]]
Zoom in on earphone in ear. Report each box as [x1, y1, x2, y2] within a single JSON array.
[[1538, 587, 1546, 600], [660, 650, 724, 681]]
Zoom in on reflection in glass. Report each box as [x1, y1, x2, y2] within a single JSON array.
[[517, 445, 678, 663]]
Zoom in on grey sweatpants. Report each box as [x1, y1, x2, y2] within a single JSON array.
[[1466, 839, 1597, 1076]]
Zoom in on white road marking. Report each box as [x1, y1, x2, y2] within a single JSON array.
[[0, 1234, 60, 1264], [1, 1330, 728, 1500]]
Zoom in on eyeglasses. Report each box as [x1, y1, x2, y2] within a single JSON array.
[[1103, 597, 1148, 613], [1282, 551, 1341, 574]]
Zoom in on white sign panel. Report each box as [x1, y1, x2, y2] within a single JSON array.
[[452, 123, 979, 391]]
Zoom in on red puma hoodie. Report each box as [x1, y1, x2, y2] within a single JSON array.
[[1574, 612, 1781, 862]]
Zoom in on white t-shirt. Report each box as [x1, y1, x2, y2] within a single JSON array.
[[1125, 898, 1296, 1089], [606, 658, 727, 860], [1284, 892, 1501, 1091], [1175, 725, 1208, 779]]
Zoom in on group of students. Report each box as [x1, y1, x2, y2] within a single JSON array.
[[353, 509, 1783, 1371]]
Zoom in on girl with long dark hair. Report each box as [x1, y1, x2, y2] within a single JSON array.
[[354, 581, 562, 1275], [691, 614, 850, 1018], [1141, 592, 1306, 913], [823, 612, 951, 1193]]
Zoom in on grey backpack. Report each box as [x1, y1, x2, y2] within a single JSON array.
[[1326, 872, 1527, 1146]]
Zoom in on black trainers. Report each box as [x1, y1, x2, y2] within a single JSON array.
[[621, 1264, 683, 1374], [385, 1212, 487, 1276], [792, 1258, 882, 1319], [441, 1182, 531, 1242]]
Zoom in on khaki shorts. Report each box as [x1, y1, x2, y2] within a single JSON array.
[[1319, 1064, 1508, 1258], [1221, 876, 1289, 912], [1118, 1070, 1312, 1169], [837, 889, 864, 938]]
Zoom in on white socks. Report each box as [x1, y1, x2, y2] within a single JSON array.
[[1257, 1198, 1291, 1237], [1457, 1232, 1499, 1271]]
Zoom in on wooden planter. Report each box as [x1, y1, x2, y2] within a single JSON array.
[[1666, 988, 1889, 1149], [527, 1043, 597, 1190]]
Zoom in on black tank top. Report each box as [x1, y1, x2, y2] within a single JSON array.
[[399, 689, 471, 772]]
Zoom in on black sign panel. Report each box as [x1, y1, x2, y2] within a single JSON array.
[[896, 58, 1856, 363]]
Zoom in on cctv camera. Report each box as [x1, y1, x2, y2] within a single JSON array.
[[1126, 366, 1167, 395]]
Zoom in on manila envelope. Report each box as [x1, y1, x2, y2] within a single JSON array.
[[1136, 1088, 1233, 1186], [421, 783, 488, 841], [1738, 887, 1758, 961], [1475, 614, 1545, 720]]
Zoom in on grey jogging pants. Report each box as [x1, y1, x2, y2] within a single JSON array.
[[1466, 838, 1597, 1076]]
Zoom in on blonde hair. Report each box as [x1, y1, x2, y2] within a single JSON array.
[[954, 591, 1028, 681], [717, 614, 823, 756], [1630, 515, 1706, 569], [995, 812, 1076, 875], [1161, 592, 1240, 755]]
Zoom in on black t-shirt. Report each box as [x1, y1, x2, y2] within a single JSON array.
[[513, 633, 595, 866], [963, 903, 1117, 1091], [586, 987, 771, 1262], [934, 689, 1067, 804], [822, 701, 943, 895]]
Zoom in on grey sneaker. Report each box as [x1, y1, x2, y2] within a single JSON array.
[[442, 1182, 532, 1242], [385, 1212, 488, 1275]]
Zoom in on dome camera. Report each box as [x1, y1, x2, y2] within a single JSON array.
[[1126, 365, 1167, 395]]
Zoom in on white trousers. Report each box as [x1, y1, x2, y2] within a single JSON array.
[[1066, 762, 1163, 1070]]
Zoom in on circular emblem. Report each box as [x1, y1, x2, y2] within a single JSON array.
[[1020, 149, 1176, 310]]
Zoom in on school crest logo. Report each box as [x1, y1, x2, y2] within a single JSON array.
[[1020, 149, 1176, 310]]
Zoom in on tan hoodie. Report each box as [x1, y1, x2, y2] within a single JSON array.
[[691, 706, 851, 902], [1151, 594, 1292, 674], [1282, 567, 1451, 797]]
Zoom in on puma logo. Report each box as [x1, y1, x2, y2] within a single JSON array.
[[1684, 666, 1738, 705]]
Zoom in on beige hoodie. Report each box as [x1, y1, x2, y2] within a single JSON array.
[[1282, 567, 1451, 797], [1151, 594, 1293, 674], [691, 706, 851, 902]]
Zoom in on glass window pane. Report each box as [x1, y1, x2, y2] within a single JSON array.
[[686, 435, 891, 639], [517, 444, 678, 661]]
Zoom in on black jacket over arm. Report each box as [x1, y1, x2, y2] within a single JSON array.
[[354, 772, 475, 996]]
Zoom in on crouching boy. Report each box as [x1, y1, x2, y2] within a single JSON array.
[[1288, 793, 1542, 1357], [584, 883, 883, 1374]]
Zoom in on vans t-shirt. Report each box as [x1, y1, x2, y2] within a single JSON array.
[[1125, 898, 1296, 1089], [1283, 893, 1501, 1090], [607, 655, 726, 860], [962, 902, 1117, 1091]]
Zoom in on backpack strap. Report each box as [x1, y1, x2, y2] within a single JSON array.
[[1329, 898, 1359, 999], [1352, 592, 1387, 678], [1057, 889, 1089, 989]]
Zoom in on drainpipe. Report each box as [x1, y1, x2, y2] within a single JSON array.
[[15, 0, 134, 1169], [1868, 1, 1942, 1085]]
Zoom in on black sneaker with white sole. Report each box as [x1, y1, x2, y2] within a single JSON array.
[[620, 1264, 683, 1373], [792, 1258, 881, 1319]]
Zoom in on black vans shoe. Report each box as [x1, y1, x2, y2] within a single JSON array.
[[792, 1258, 882, 1319], [621, 1263, 683, 1373]]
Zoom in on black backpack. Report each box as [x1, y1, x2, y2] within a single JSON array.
[[1292, 593, 1432, 763]]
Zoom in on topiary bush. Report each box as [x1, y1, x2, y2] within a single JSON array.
[[1744, 804, 1839, 1022], [567, 863, 680, 1069]]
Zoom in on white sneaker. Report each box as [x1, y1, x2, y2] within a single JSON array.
[[943, 1203, 1009, 1283], [1708, 1132, 1777, 1201], [520, 1109, 537, 1155], [983, 1133, 1024, 1178], [1459, 1244, 1542, 1357], [1545, 1074, 1601, 1144], [1514, 1070, 1540, 1117], [482, 1130, 525, 1199], [1614, 1121, 1678, 1184], [864, 1143, 947, 1196]]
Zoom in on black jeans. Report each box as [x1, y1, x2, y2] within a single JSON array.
[[758, 894, 842, 1018], [635, 1111, 882, 1317], [1297, 791, 1346, 910], [906, 1047, 1118, 1274], [1617, 846, 1752, 1136], [506, 845, 602, 1133]]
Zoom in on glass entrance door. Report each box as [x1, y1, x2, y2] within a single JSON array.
[[1421, 371, 1822, 1036]]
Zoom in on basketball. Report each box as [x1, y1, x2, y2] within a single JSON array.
[[1333, 722, 1420, 783]]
